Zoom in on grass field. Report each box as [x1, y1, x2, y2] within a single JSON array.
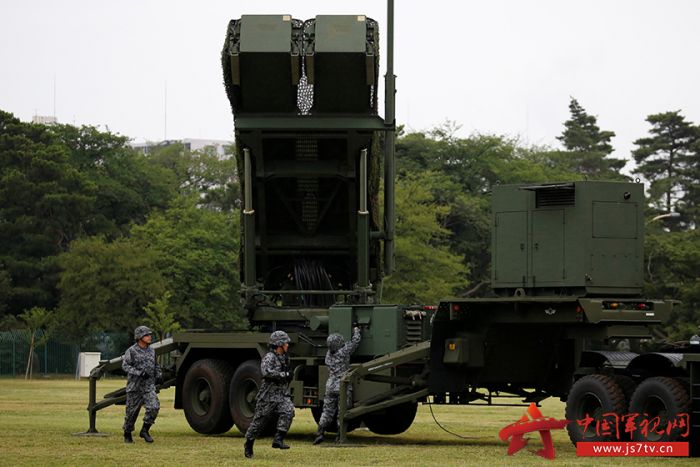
[[0, 378, 694, 466]]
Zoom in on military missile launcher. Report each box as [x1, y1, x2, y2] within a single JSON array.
[[221, 13, 384, 319], [85, 1, 699, 454]]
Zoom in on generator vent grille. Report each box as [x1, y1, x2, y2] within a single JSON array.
[[405, 320, 423, 344], [536, 188, 575, 207]]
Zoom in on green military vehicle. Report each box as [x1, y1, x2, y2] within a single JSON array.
[[86, 1, 699, 453]]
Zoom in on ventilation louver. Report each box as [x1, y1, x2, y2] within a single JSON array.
[[535, 187, 575, 207]]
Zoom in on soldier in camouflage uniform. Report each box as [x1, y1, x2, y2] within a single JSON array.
[[122, 325, 162, 444], [244, 330, 295, 458], [313, 326, 361, 445]]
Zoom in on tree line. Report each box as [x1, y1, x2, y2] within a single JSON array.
[[1, 98, 698, 346], [0, 110, 242, 345]]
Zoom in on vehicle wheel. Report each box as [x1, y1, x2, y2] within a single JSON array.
[[613, 375, 637, 440], [614, 375, 637, 441], [229, 359, 276, 436], [628, 376, 690, 442], [182, 359, 234, 434], [364, 401, 418, 435], [310, 400, 361, 433], [614, 375, 637, 407], [565, 374, 626, 443]]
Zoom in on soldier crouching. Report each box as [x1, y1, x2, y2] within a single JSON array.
[[244, 330, 295, 458], [122, 325, 162, 443], [314, 326, 361, 444]]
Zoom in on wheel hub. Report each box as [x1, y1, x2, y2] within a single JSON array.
[[192, 377, 213, 416]]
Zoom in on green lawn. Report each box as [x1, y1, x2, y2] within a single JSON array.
[[0, 378, 693, 466]]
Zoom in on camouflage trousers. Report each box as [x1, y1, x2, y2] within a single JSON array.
[[245, 397, 295, 439], [123, 389, 160, 432], [318, 386, 352, 431]]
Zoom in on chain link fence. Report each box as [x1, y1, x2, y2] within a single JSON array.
[[0, 331, 130, 377]]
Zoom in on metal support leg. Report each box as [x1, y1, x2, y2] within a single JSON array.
[[88, 376, 98, 433], [338, 375, 350, 443], [243, 148, 257, 307], [74, 375, 108, 436], [357, 148, 370, 303], [383, 0, 396, 275]]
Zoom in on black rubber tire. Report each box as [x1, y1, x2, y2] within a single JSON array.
[[613, 375, 638, 440], [628, 376, 690, 442], [182, 359, 234, 434], [363, 401, 418, 435], [229, 359, 276, 436], [565, 374, 626, 443], [614, 375, 637, 407]]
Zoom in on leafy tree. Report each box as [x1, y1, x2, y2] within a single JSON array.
[[56, 236, 166, 339], [57, 198, 243, 336], [131, 197, 244, 330], [678, 135, 700, 227], [644, 229, 700, 342], [147, 143, 239, 212], [558, 98, 615, 154], [397, 126, 584, 194], [1, 112, 183, 321], [19, 306, 53, 379], [442, 191, 492, 291], [489, 144, 584, 184], [0, 314, 21, 331], [0, 268, 11, 315], [633, 111, 699, 217], [143, 291, 181, 342], [51, 124, 178, 237], [553, 98, 626, 178], [397, 129, 509, 192], [382, 172, 468, 304], [0, 111, 96, 315]]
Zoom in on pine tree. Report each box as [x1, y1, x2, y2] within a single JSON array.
[[556, 98, 626, 177], [678, 135, 700, 227], [632, 111, 698, 219]]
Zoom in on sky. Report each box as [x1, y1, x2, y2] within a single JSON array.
[[1, 0, 698, 172]]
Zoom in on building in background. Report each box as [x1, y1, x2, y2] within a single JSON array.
[[32, 115, 58, 125], [131, 138, 233, 157]]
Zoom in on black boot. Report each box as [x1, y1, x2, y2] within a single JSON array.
[[272, 430, 290, 449], [124, 431, 133, 443], [244, 438, 254, 458], [139, 423, 154, 443], [313, 426, 325, 445]]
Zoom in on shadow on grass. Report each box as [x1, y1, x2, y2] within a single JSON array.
[[215, 431, 500, 447]]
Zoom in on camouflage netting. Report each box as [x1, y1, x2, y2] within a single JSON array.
[[365, 17, 380, 114], [220, 19, 238, 116], [297, 19, 316, 115]]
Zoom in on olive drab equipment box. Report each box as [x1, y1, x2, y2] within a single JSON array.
[[491, 181, 644, 296]]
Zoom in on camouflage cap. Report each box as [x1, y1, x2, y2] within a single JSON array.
[[269, 330, 291, 347], [134, 325, 154, 341], [327, 333, 345, 352]]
